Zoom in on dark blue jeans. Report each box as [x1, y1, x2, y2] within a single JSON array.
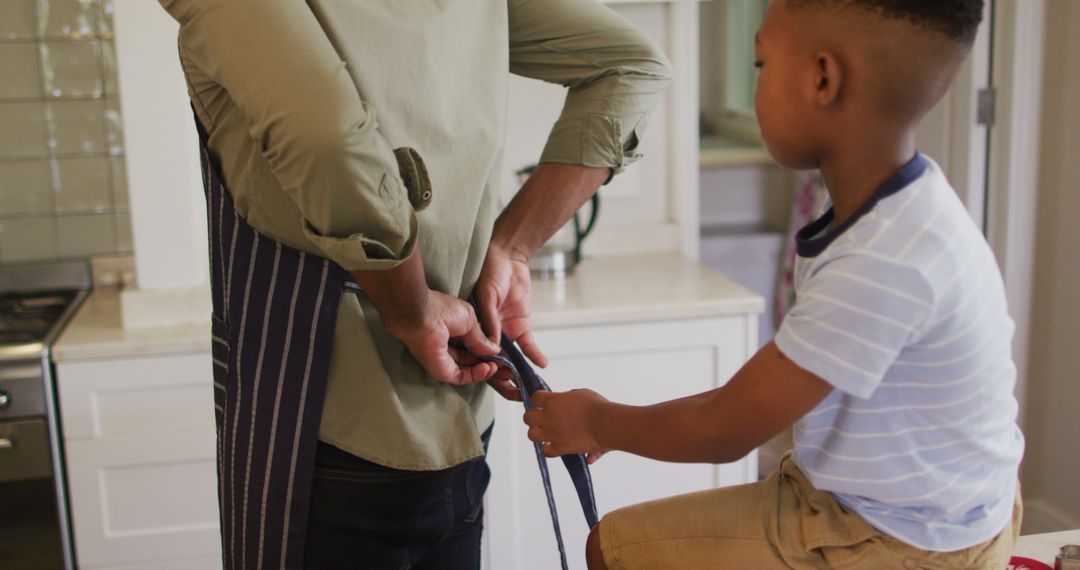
[[303, 427, 492, 570]]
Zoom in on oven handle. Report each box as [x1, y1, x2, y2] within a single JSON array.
[[0, 365, 42, 381]]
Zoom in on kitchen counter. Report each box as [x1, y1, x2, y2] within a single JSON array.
[[1014, 529, 1080, 566], [53, 253, 763, 362], [52, 285, 210, 362], [530, 253, 763, 328]]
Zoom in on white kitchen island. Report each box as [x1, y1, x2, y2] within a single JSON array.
[[52, 253, 763, 570]]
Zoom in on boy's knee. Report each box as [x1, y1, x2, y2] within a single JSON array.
[[586, 525, 609, 570]]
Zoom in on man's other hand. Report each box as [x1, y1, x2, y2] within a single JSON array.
[[383, 290, 501, 385]]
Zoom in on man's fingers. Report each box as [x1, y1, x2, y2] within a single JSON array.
[[418, 347, 459, 383], [420, 348, 494, 386], [527, 426, 545, 443], [457, 361, 497, 384], [448, 345, 483, 366], [477, 287, 503, 344], [487, 377, 522, 401], [517, 330, 548, 368], [491, 366, 515, 381], [587, 451, 606, 465], [459, 314, 501, 357]]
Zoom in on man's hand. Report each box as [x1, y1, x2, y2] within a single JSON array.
[[475, 242, 548, 402], [524, 389, 611, 463], [353, 246, 501, 386], [476, 243, 548, 365], [478, 163, 608, 401], [383, 290, 501, 385]]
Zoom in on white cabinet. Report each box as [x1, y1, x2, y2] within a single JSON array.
[[56, 353, 222, 570], [485, 314, 758, 570]]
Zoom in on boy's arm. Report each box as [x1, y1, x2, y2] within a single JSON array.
[[525, 341, 833, 463]]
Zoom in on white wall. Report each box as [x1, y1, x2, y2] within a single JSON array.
[[112, 0, 212, 328], [1020, 0, 1080, 534], [114, 0, 208, 291]]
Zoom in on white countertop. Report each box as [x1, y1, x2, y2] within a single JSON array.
[[1014, 529, 1080, 566], [530, 253, 762, 328], [52, 286, 211, 362], [53, 253, 763, 362]]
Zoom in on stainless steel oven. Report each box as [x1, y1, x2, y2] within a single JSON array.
[[0, 262, 89, 569]]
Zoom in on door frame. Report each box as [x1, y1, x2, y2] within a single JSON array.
[[984, 0, 1047, 427]]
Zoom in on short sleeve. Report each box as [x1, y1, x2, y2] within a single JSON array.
[[774, 253, 934, 399]]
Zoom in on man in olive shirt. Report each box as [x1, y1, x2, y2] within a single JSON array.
[[162, 0, 670, 566]]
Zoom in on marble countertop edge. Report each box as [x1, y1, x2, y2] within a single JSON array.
[[53, 253, 764, 362]]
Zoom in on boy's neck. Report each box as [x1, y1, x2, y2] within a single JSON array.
[[818, 130, 918, 228]]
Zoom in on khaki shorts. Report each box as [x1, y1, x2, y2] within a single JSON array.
[[599, 454, 1022, 570]]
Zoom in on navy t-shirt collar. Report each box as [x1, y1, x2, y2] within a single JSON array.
[[796, 153, 927, 258]]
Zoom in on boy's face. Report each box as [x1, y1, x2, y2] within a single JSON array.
[[754, 0, 820, 170]]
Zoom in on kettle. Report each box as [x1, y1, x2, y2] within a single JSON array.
[[514, 165, 600, 280]]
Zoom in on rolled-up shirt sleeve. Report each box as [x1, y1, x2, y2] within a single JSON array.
[[160, 0, 417, 271], [507, 0, 673, 177]]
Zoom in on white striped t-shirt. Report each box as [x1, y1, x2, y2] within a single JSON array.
[[774, 153, 1024, 552]]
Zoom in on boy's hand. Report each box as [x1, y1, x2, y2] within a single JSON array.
[[524, 390, 611, 460]]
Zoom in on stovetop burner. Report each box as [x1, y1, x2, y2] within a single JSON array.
[[0, 290, 81, 346], [0, 260, 91, 361]]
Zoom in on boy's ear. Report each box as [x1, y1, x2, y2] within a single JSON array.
[[812, 51, 843, 107]]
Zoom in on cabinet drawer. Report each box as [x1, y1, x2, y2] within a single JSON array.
[[534, 315, 756, 384], [0, 364, 46, 420], [0, 418, 53, 483], [65, 430, 221, 568], [57, 353, 214, 439]]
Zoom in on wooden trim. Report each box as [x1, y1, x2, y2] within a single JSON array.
[[985, 0, 1047, 427], [666, 0, 703, 259], [945, 2, 992, 227]]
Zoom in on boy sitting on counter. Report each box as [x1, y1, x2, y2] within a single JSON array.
[[524, 0, 1024, 568]]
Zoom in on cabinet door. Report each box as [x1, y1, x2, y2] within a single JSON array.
[[56, 353, 215, 440], [484, 316, 757, 570], [65, 430, 222, 568]]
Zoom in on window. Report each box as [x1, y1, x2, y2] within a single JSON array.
[[700, 0, 767, 144]]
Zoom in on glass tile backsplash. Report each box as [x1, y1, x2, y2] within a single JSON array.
[[0, 0, 132, 263]]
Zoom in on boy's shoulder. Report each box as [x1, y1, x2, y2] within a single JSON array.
[[806, 155, 997, 305], [844, 158, 978, 252]]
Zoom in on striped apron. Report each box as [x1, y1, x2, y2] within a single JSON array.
[[194, 115, 598, 569], [197, 118, 351, 569]]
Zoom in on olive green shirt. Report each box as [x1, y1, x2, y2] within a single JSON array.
[[162, 0, 671, 470]]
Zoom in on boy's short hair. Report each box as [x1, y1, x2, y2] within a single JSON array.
[[793, 0, 985, 44]]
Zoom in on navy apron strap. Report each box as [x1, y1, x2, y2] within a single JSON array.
[[473, 308, 600, 570]]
